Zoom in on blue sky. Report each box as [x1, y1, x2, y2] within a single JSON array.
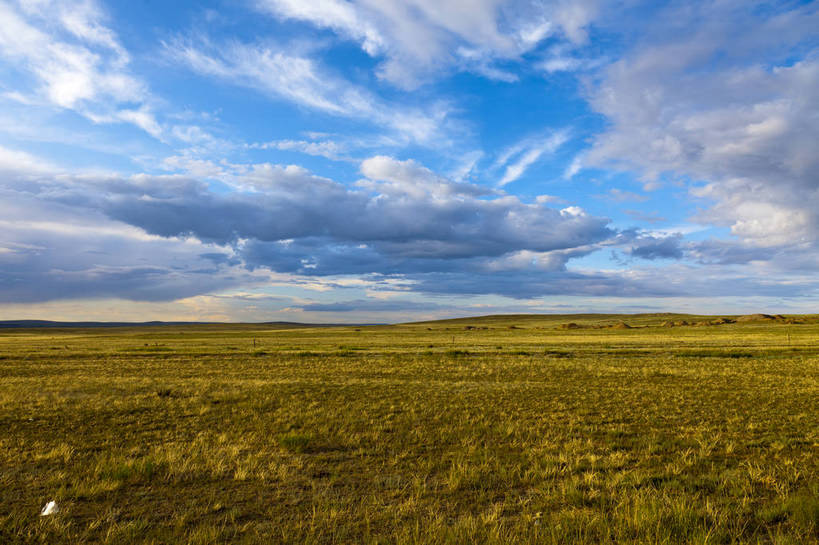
[[0, 0, 817, 322]]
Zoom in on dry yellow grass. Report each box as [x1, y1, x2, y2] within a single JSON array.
[[1, 314, 818, 543]]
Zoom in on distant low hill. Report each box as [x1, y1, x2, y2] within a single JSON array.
[[404, 312, 817, 329], [0, 320, 206, 329], [0, 320, 370, 329]]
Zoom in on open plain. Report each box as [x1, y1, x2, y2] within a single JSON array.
[[1, 314, 818, 544]]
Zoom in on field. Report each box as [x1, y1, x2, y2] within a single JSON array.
[[1, 313, 819, 544]]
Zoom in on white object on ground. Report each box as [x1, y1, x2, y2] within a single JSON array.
[[40, 500, 58, 516]]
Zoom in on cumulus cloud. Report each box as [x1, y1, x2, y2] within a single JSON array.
[[586, 1, 819, 252], [0, 146, 621, 300], [254, 0, 600, 88], [112, 156, 611, 262], [3, 143, 817, 305]]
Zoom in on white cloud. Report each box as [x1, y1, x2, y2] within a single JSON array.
[[254, 0, 600, 88], [563, 154, 582, 179], [116, 108, 163, 139], [497, 131, 569, 186], [560, 206, 585, 217], [535, 194, 562, 204], [552, 0, 599, 44], [252, 139, 346, 160], [540, 56, 581, 72], [167, 37, 449, 144], [0, 145, 55, 174], [449, 150, 484, 181], [0, 0, 157, 136], [587, 1, 819, 249], [537, 44, 605, 74], [255, 0, 385, 55], [21, 0, 128, 57], [693, 180, 814, 247], [359, 155, 495, 200], [161, 155, 227, 178]]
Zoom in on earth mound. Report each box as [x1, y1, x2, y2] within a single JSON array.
[[710, 318, 735, 325], [559, 323, 582, 330], [736, 314, 776, 322]]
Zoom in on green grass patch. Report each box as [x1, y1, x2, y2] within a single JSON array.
[[276, 432, 313, 453]]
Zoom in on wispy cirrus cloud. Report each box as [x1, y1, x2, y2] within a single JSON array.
[[254, 0, 599, 88], [0, 0, 160, 136], [495, 131, 569, 186], [250, 139, 347, 161], [537, 44, 607, 74], [165, 35, 451, 145]]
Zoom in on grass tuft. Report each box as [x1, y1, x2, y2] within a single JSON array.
[[277, 432, 313, 453]]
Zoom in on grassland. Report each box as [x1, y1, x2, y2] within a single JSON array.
[[1, 313, 818, 544]]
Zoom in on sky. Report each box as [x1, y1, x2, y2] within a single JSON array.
[[0, 0, 817, 323]]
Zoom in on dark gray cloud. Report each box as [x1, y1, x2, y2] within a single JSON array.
[[686, 238, 819, 272], [406, 270, 682, 299], [0, 264, 230, 304], [3, 155, 614, 274], [0, 153, 622, 302], [629, 234, 683, 260], [0, 188, 248, 303], [299, 299, 444, 312], [686, 239, 772, 266], [3, 148, 819, 305]]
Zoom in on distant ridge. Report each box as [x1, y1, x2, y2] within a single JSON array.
[[0, 320, 210, 328], [0, 320, 377, 329]]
